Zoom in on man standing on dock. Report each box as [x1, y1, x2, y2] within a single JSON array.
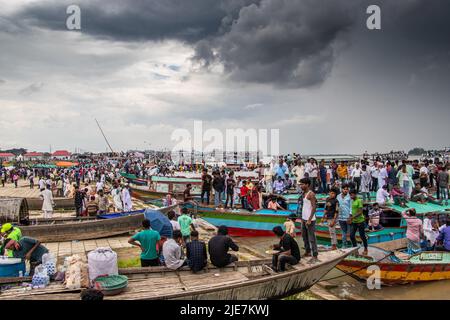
[[40, 184, 54, 219], [299, 178, 319, 263]]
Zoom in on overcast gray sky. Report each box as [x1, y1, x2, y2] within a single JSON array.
[[0, 0, 449, 154]]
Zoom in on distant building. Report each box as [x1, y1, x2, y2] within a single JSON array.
[[52, 150, 71, 160], [0, 153, 16, 162], [23, 152, 44, 161]]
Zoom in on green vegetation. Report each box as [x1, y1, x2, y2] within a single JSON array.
[[118, 257, 141, 268]]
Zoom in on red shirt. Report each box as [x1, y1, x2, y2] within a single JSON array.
[[240, 186, 248, 197]]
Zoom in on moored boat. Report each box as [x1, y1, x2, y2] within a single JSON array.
[[0, 197, 179, 242], [0, 248, 356, 300], [184, 203, 301, 237], [131, 176, 202, 201], [336, 239, 450, 284]]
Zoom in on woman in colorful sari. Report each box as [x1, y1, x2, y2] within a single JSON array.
[[248, 185, 261, 211]]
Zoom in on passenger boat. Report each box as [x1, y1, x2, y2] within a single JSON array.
[[184, 203, 301, 237], [131, 176, 202, 201], [0, 248, 356, 300], [336, 238, 450, 284]]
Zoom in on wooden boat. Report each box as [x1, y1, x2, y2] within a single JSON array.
[[21, 211, 146, 242], [26, 197, 75, 211], [0, 196, 179, 242], [336, 238, 450, 284], [0, 248, 356, 300], [120, 172, 147, 186], [20, 203, 180, 242], [185, 203, 301, 237], [131, 176, 202, 201]]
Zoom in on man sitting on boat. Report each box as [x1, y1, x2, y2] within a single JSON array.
[[376, 185, 390, 206], [162, 230, 187, 270], [273, 176, 285, 194], [435, 218, 450, 252], [4, 237, 49, 276], [390, 184, 408, 208], [208, 225, 239, 268], [411, 183, 443, 205], [367, 203, 383, 231], [270, 226, 301, 272], [186, 230, 208, 273]]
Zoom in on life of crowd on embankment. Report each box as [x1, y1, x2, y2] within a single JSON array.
[[0, 147, 448, 300]]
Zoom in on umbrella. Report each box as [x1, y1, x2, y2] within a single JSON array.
[[143, 209, 173, 238]]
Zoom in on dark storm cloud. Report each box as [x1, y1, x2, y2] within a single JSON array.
[[10, 0, 450, 89], [13, 0, 235, 42], [193, 0, 358, 88]]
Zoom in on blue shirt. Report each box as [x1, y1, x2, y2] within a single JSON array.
[[437, 226, 450, 251], [337, 193, 351, 221], [274, 164, 287, 178]]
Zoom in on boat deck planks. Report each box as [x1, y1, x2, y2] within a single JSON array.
[[0, 249, 355, 300]]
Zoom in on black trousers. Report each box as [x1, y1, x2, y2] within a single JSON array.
[[371, 177, 378, 191], [353, 177, 361, 193], [141, 258, 160, 267], [350, 222, 368, 249], [201, 189, 210, 204], [272, 254, 299, 272]]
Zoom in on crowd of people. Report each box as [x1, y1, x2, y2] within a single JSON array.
[[1, 150, 449, 276]]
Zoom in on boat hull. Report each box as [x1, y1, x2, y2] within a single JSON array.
[[21, 212, 146, 242], [0, 249, 357, 300], [337, 258, 450, 284], [186, 205, 301, 237], [27, 197, 75, 211]]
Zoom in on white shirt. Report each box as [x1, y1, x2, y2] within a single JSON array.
[[423, 218, 439, 244], [301, 191, 316, 221], [170, 220, 181, 231], [40, 189, 54, 211], [292, 165, 305, 183], [378, 168, 388, 188], [162, 239, 185, 270], [376, 188, 390, 205], [351, 168, 362, 178], [96, 181, 104, 192], [370, 166, 379, 178]]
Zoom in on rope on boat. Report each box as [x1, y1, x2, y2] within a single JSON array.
[[318, 251, 394, 282]]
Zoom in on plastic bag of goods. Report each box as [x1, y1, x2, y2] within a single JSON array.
[[32, 265, 50, 288], [64, 254, 90, 290], [87, 247, 118, 282], [41, 253, 56, 277]]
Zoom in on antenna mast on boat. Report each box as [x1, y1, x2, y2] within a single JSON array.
[[95, 118, 115, 155]]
